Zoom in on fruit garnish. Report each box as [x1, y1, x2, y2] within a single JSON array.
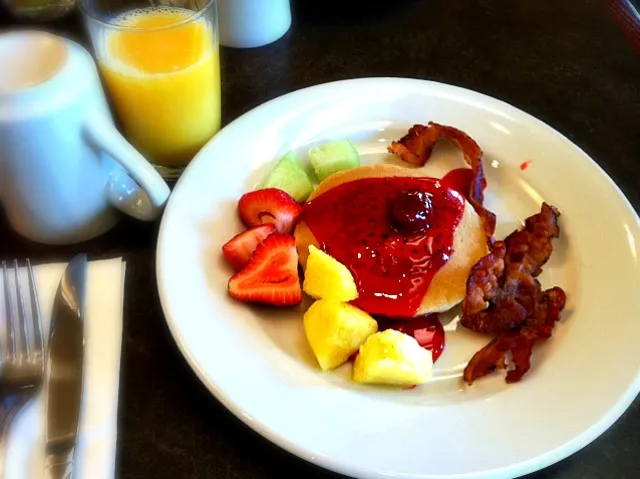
[[390, 190, 433, 234], [261, 151, 314, 202], [308, 139, 360, 181], [238, 188, 302, 234], [303, 245, 358, 302], [304, 299, 377, 371], [222, 224, 277, 271], [228, 233, 302, 306], [353, 329, 433, 386]]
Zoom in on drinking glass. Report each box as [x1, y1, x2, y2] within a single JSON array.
[[80, 0, 221, 179]]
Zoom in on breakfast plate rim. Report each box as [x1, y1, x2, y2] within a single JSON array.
[[156, 76, 640, 479]]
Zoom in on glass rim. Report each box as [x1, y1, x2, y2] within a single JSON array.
[[78, 0, 215, 32]]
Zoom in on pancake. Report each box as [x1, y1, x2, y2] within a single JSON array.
[[295, 164, 488, 316]]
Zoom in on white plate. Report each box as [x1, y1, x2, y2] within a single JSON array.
[[156, 78, 640, 479]]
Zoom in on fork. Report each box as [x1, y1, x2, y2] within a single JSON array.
[[0, 260, 44, 476]]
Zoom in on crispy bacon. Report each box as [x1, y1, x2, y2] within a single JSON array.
[[523, 286, 567, 340], [463, 287, 566, 384], [388, 122, 496, 237], [461, 203, 566, 384], [462, 331, 533, 384], [504, 203, 560, 277], [463, 240, 506, 316], [461, 204, 561, 334]]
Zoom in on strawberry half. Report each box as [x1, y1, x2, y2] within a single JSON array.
[[238, 188, 302, 234], [228, 233, 302, 306], [222, 224, 277, 271]]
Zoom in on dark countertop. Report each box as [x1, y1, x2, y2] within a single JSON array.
[[2, 1, 640, 478]]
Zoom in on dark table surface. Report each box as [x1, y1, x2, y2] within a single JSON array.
[[2, 0, 640, 478]]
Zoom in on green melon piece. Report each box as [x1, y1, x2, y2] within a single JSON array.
[[308, 139, 360, 182], [261, 151, 314, 202]]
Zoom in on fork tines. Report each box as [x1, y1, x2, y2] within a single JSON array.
[[1, 259, 44, 367]]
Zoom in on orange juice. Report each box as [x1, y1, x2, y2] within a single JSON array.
[[99, 7, 220, 167]]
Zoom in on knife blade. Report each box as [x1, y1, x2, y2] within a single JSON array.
[[44, 254, 88, 479]]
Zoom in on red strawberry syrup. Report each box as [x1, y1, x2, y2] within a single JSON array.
[[301, 176, 466, 318], [520, 159, 533, 171], [441, 167, 474, 196]]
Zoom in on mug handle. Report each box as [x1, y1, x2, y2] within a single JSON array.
[[83, 109, 171, 221]]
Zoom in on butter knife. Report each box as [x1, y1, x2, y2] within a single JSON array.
[[44, 254, 88, 479]]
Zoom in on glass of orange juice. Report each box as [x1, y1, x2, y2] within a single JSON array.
[[80, 0, 220, 178]]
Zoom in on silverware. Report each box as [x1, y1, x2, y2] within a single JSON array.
[[44, 254, 87, 479], [0, 259, 44, 477]]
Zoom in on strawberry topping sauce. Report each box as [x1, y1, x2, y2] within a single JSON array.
[[301, 174, 467, 318], [520, 159, 533, 171], [441, 167, 474, 196]]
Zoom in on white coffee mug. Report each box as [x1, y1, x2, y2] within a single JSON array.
[[218, 0, 292, 48], [0, 30, 171, 245]]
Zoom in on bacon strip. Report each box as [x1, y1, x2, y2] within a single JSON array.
[[504, 203, 560, 277], [388, 122, 496, 237], [461, 203, 566, 384], [462, 240, 506, 316], [462, 331, 532, 384], [461, 204, 561, 334], [463, 287, 566, 384]]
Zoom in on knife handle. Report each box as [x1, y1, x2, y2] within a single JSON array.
[[44, 449, 75, 479]]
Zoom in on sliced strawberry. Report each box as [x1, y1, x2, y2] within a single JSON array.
[[228, 234, 302, 306], [222, 224, 277, 271], [238, 188, 302, 234]]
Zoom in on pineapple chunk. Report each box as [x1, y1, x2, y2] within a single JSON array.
[[353, 330, 433, 386], [304, 299, 377, 371], [303, 245, 358, 302]]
